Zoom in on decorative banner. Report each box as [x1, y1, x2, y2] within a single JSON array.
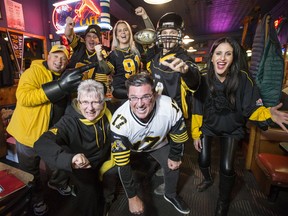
[[102, 31, 110, 48], [7, 30, 24, 72], [52, 0, 112, 34], [4, 0, 25, 31], [98, 0, 111, 31]]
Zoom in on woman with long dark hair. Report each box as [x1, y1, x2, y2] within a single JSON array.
[[192, 37, 288, 216]]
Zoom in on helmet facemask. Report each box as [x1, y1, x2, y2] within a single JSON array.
[[156, 12, 184, 50], [156, 29, 182, 50]]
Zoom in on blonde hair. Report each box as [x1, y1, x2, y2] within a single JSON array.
[[77, 79, 105, 102], [111, 20, 140, 57]]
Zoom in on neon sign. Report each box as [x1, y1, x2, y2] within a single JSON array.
[[52, 0, 112, 34]]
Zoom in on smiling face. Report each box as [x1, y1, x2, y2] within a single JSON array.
[[128, 84, 156, 121], [47, 52, 68, 73], [85, 32, 100, 52], [116, 22, 130, 48], [211, 42, 234, 82], [160, 28, 179, 53], [78, 93, 104, 121]]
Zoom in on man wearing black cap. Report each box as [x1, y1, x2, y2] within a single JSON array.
[[65, 16, 110, 87]]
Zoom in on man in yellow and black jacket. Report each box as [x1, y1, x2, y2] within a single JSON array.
[[7, 45, 85, 215]]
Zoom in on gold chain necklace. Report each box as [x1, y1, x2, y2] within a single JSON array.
[[86, 50, 96, 59]]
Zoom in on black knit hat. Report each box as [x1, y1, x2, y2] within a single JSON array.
[[84, 25, 101, 41]]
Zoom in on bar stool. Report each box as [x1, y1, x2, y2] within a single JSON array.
[[255, 153, 288, 201]]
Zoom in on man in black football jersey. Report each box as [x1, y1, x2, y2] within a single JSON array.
[[143, 11, 201, 196], [64, 17, 110, 88], [147, 12, 201, 119]]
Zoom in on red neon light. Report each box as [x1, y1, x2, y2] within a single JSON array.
[[52, 0, 101, 32], [274, 20, 279, 29], [74, 0, 100, 19], [274, 17, 283, 29]]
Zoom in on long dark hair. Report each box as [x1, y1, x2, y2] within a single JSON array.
[[207, 37, 246, 106]]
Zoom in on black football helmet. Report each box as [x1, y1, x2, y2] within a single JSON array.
[[156, 12, 184, 49]]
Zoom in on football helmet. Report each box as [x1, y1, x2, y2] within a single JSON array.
[[156, 12, 184, 49]]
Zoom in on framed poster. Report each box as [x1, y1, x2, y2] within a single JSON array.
[[4, 0, 25, 31]]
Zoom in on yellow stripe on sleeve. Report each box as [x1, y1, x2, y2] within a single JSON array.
[[191, 114, 203, 140], [170, 131, 189, 143], [249, 106, 271, 121], [112, 150, 131, 166], [159, 53, 176, 63]]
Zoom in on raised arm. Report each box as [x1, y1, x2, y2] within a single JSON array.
[[65, 16, 76, 42], [135, 6, 155, 30]]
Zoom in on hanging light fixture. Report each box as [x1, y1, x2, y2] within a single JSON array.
[[246, 49, 252, 57], [187, 47, 197, 53], [144, 0, 172, 5], [182, 35, 194, 44]]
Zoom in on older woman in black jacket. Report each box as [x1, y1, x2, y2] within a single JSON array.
[[35, 79, 115, 216]]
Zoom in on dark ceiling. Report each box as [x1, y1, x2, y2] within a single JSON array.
[[110, 0, 288, 43]]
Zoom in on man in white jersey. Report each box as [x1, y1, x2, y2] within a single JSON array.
[[110, 73, 190, 215]]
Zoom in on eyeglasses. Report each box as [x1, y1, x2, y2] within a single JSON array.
[[79, 100, 103, 107], [128, 94, 153, 102]]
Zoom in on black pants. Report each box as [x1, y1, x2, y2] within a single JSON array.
[[198, 136, 239, 176], [104, 144, 180, 199], [16, 141, 69, 205], [72, 168, 101, 216]]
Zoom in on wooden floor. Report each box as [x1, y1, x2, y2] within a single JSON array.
[[1, 141, 287, 216]]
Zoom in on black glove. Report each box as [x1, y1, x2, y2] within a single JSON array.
[[58, 68, 83, 93], [42, 63, 97, 103]]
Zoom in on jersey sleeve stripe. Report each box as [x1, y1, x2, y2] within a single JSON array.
[[169, 131, 189, 142]]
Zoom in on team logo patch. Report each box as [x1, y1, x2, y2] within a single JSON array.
[[49, 128, 58, 135], [112, 140, 126, 151], [155, 82, 164, 95], [180, 122, 186, 131], [256, 98, 263, 106]]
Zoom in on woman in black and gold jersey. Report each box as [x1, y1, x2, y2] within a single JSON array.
[[107, 7, 154, 102], [106, 20, 141, 101]]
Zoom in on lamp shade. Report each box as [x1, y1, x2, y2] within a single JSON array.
[[182, 35, 194, 44], [187, 47, 197, 52], [144, 0, 172, 5]]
